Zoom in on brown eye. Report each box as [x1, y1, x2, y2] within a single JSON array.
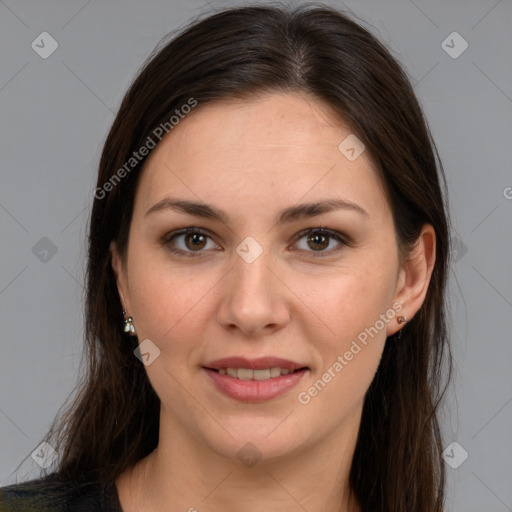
[[293, 228, 347, 257], [163, 227, 347, 259], [307, 232, 329, 251], [184, 232, 207, 251], [163, 228, 219, 257]]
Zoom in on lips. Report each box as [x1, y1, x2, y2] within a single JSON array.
[[203, 366, 308, 402], [202, 356, 309, 402], [204, 356, 308, 372]]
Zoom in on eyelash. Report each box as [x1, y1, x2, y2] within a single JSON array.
[[161, 226, 349, 258]]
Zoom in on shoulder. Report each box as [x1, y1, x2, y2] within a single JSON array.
[[0, 473, 122, 512]]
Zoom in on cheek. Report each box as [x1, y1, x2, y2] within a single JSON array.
[[299, 255, 396, 393], [127, 250, 217, 353], [294, 270, 392, 422], [304, 260, 395, 343]]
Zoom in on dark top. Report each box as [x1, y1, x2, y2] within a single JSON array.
[[0, 473, 123, 511]]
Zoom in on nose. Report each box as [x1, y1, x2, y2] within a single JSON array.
[[216, 246, 291, 338]]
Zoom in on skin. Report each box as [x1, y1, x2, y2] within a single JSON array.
[[111, 92, 436, 512]]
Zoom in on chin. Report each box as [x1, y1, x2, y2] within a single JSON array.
[[198, 419, 311, 467]]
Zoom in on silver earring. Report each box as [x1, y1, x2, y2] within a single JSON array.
[[122, 310, 136, 335]]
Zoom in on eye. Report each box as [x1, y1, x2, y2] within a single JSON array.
[[162, 228, 220, 257], [161, 226, 348, 258], [292, 227, 347, 257]]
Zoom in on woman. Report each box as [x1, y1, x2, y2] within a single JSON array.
[[0, 3, 452, 511]]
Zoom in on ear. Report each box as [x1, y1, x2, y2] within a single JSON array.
[[110, 240, 131, 313], [387, 223, 436, 336]]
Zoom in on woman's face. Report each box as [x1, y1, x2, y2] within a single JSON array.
[[111, 92, 412, 463]]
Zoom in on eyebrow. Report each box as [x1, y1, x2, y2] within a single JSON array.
[[144, 197, 368, 224]]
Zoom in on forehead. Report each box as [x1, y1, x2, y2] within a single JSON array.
[[134, 92, 387, 220], [156, 93, 363, 161]]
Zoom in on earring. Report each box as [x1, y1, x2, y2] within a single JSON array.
[[122, 310, 136, 335], [396, 315, 407, 340]]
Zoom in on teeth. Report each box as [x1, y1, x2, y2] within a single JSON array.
[[217, 367, 299, 380], [237, 368, 253, 380], [269, 367, 281, 378], [253, 369, 271, 380]]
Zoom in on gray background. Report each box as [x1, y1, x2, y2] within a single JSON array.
[[1, 0, 511, 510]]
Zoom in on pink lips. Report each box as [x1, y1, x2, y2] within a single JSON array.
[[204, 356, 306, 371], [203, 356, 309, 402]]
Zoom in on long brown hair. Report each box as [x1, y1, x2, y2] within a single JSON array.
[[21, 3, 452, 510]]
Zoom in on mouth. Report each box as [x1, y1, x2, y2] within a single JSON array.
[[203, 366, 308, 381], [202, 356, 310, 402]]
